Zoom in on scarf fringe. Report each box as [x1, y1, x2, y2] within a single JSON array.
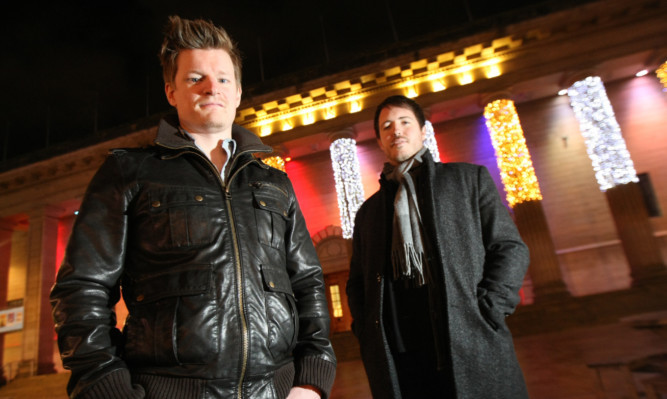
[[391, 244, 426, 286]]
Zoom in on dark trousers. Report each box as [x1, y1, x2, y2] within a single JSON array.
[[393, 344, 454, 398], [386, 282, 455, 398]]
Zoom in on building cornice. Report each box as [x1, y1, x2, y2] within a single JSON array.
[[234, 0, 666, 145]]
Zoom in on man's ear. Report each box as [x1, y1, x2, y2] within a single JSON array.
[[421, 124, 427, 140], [165, 82, 177, 107], [235, 86, 242, 108]]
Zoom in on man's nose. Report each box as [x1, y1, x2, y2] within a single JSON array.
[[204, 79, 220, 95]]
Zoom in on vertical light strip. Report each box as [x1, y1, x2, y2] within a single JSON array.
[[329, 285, 343, 318], [484, 99, 542, 207], [423, 121, 441, 162], [657, 61, 667, 90], [262, 155, 286, 172], [567, 76, 638, 191], [330, 138, 365, 239]]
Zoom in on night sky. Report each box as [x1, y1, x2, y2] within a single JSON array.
[[1, 0, 585, 167]]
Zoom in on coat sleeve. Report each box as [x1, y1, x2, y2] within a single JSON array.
[[476, 166, 530, 327], [50, 154, 145, 399], [283, 179, 337, 398], [346, 207, 366, 339]]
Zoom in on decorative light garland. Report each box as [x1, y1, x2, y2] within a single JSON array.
[[330, 138, 365, 239], [567, 76, 638, 191], [423, 120, 441, 162], [484, 99, 543, 207], [262, 155, 286, 172], [657, 61, 667, 90]]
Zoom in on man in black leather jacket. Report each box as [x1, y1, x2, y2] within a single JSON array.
[[50, 15, 336, 399]]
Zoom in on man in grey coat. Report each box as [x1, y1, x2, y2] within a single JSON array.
[[346, 95, 529, 398]]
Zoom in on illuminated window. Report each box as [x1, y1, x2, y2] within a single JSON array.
[[329, 285, 343, 318]]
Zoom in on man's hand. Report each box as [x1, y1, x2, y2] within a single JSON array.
[[286, 386, 321, 399]]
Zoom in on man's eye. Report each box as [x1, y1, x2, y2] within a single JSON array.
[[188, 77, 201, 83], [219, 78, 229, 83]]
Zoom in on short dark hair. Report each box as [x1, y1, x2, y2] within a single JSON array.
[[159, 15, 242, 87], [373, 95, 426, 138]]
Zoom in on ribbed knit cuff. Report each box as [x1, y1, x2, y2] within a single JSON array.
[[78, 368, 145, 399], [273, 361, 296, 398], [293, 356, 337, 399]]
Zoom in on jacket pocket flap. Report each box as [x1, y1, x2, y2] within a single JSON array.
[[148, 187, 219, 211], [252, 191, 288, 218], [125, 264, 211, 304], [260, 264, 293, 295]]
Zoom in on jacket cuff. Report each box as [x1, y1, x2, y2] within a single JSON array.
[[77, 368, 145, 399], [293, 356, 337, 399]]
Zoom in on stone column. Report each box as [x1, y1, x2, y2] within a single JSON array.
[[483, 97, 570, 301], [23, 206, 62, 375], [605, 182, 667, 285], [656, 60, 667, 89], [0, 220, 13, 385], [567, 75, 666, 286], [513, 201, 571, 301], [328, 128, 365, 239]]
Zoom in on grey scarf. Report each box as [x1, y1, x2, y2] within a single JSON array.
[[383, 147, 429, 286]]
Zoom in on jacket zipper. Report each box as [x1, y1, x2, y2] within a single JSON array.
[[159, 145, 259, 399], [225, 157, 255, 399]]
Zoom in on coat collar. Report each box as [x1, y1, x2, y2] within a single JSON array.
[[154, 113, 273, 156]]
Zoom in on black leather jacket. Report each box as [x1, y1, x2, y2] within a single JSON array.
[[50, 115, 336, 399]]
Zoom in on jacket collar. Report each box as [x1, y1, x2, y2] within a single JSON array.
[[154, 113, 273, 156]]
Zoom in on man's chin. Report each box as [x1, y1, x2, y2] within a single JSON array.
[[202, 121, 226, 130], [193, 119, 230, 134]]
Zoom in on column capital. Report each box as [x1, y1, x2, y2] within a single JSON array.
[[479, 91, 513, 107], [0, 218, 20, 232], [327, 127, 357, 143], [25, 204, 65, 220], [559, 69, 603, 89]]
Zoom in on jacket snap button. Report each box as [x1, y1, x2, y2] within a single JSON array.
[[375, 320, 380, 327], [194, 195, 203, 202], [376, 273, 381, 283], [151, 201, 161, 208], [260, 200, 267, 207], [136, 294, 145, 302], [269, 281, 275, 288], [282, 211, 288, 217]]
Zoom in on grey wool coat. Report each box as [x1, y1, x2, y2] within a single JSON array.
[[346, 153, 530, 399]]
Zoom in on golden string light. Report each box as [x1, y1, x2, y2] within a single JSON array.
[[657, 61, 667, 90], [484, 99, 542, 207], [262, 155, 286, 172]]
